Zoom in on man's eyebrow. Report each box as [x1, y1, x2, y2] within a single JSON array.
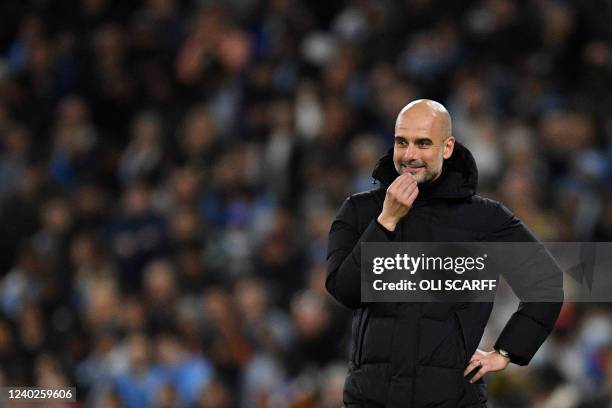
[[394, 135, 434, 142]]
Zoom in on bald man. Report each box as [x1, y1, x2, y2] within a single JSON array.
[[326, 100, 562, 407]]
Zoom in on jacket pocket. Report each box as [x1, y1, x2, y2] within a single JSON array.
[[344, 362, 391, 405]]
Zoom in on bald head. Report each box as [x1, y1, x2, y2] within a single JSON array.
[[395, 99, 452, 142], [393, 99, 455, 183]]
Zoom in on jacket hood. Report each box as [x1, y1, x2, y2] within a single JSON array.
[[371, 141, 478, 200]]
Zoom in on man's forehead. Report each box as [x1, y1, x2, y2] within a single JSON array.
[[395, 105, 449, 140], [395, 114, 437, 135]]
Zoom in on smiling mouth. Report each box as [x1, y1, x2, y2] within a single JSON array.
[[401, 165, 425, 173]]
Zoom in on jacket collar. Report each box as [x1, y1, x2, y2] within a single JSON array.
[[371, 141, 478, 201]]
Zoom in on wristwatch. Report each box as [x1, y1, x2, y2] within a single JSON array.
[[495, 348, 510, 359]]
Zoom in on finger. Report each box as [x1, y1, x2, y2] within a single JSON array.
[[470, 364, 488, 383], [388, 179, 414, 202], [386, 179, 402, 196], [469, 350, 486, 362], [468, 350, 489, 366], [463, 359, 481, 377], [390, 173, 415, 193], [390, 171, 413, 185], [398, 177, 418, 195], [399, 185, 419, 206], [399, 172, 417, 182], [399, 173, 417, 188]]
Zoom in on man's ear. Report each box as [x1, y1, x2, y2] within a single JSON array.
[[443, 137, 455, 159]]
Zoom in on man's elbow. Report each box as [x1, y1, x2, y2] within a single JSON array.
[[325, 271, 361, 310]]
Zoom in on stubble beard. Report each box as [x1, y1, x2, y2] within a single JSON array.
[[396, 162, 438, 184]]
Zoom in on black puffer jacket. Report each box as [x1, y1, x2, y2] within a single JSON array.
[[326, 143, 563, 408]]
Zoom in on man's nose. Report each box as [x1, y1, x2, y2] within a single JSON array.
[[402, 143, 419, 161]]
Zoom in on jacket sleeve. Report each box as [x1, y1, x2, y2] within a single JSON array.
[[489, 202, 564, 365], [326, 196, 395, 309]]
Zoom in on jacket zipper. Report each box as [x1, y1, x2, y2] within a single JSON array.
[[353, 308, 364, 365], [356, 308, 369, 366], [411, 303, 422, 407]]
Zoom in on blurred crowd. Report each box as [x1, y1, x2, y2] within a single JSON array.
[[0, 0, 610, 407]]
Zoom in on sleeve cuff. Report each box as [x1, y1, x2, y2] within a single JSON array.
[[375, 219, 396, 241], [494, 312, 551, 366]]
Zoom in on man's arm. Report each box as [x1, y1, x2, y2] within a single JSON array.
[[465, 202, 563, 382], [325, 196, 395, 309], [488, 203, 563, 365], [325, 173, 419, 309], [326, 174, 418, 309]]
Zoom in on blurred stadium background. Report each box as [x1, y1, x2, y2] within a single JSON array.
[[0, 0, 610, 407]]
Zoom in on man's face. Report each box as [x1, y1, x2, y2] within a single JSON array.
[[393, 109, 454, 184]]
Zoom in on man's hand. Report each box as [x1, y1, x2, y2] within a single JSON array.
[[377, 173, 419, 231], [463, 349, 510, 383]]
